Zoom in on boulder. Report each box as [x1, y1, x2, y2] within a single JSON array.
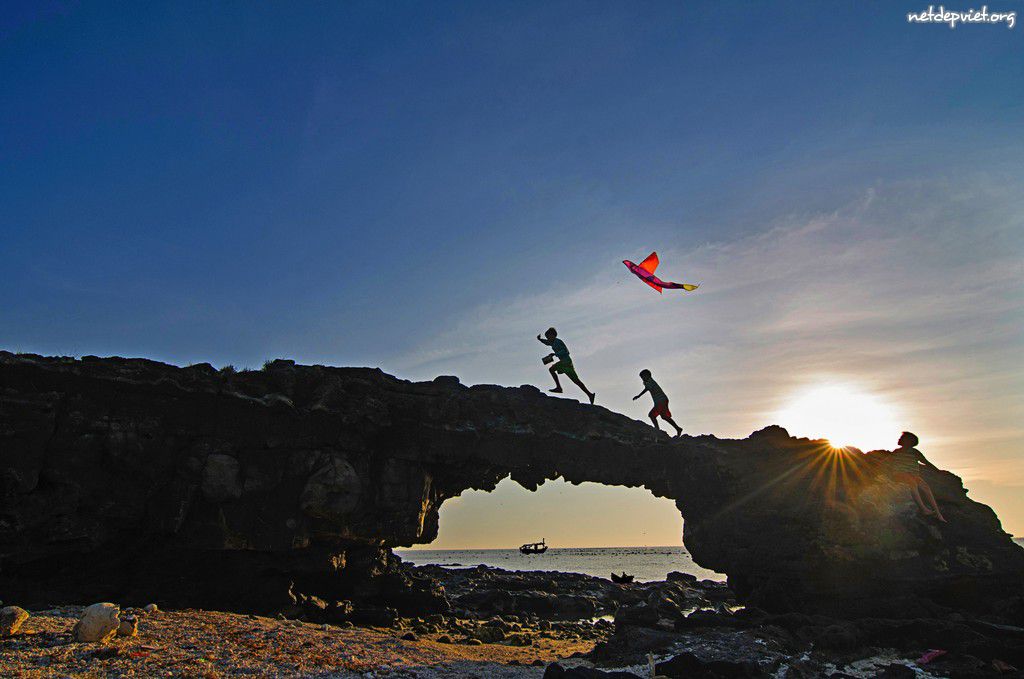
[[614, 602, 660, 628], [325, 600, 354, 624], [472, 625, 506, 643], [543, 663, 643, 678], [117, 614, 138, 637], [655, 652, 768, 678], [869, 665, 916, 679], [349, 605, 398, 627], [72, 603, 120, 643], [300, 456, 361, 521], [675, 610, 744, 630], [0, 606, 29, 636], [201, 454, 242, 501], [505, 632, 533, 646], [667, 571, 698, 584]]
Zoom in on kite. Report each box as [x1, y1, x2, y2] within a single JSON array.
[[622, 252, 699, 294]]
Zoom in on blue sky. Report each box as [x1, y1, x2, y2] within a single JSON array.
[[3, 2, 1022, 543]]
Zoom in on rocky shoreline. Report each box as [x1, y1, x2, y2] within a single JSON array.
[[422, 563, 1024, 677], [3, 564, 1022, 677]]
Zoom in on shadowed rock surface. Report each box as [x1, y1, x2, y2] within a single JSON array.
[[1, 352, 1021, 618]]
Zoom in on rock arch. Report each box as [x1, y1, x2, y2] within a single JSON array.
[[1, 353, 1021, 617]]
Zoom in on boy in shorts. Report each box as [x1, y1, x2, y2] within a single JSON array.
[[537, 327, 596, 404], [633, 369, 683, 437]]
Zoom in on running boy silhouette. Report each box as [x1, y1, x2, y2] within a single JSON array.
[[633, 369, 683, 437], [537, 327, 596, 404]]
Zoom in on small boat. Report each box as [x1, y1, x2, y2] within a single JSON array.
[[519, 538, 548, 554], [611, 571, 635, 584]]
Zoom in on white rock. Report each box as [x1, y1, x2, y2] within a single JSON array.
[[72, 603, 120, 643], [0, 606, 29, 636], [143, 603, 159, 614]]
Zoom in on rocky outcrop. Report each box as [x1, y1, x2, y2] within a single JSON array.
[[1, 352, 1022, 618]]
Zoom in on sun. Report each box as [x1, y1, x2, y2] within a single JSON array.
[[775, 383, 901, 452]]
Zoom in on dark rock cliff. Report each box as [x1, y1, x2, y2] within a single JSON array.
[[1, 352, 1022, 618]]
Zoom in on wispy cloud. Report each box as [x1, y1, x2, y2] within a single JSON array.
[[390, 179, 1023, 525]]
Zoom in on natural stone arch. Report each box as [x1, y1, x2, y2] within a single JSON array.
[[1, 352, 1021, 617]]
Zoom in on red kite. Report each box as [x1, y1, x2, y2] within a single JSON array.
[[622, 252, 699, 294]]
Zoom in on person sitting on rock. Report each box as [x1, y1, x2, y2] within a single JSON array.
[[537, 327, 595, 404], [890, 431, 946, 522], [632, 369, 683, 438]]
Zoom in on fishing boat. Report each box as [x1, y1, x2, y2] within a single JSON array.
[[519, 538, 548, 554]]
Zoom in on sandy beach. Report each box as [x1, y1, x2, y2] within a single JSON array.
[[0, 605, 611, 679]]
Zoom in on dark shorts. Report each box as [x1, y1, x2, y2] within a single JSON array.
[[552, 359, 577, 379], [650, 400, 671, 419]]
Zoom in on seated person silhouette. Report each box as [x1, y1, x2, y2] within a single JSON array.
[[890, 431, 946, 523]]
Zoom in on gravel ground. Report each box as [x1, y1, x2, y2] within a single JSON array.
[[0, 606, 604, 678]]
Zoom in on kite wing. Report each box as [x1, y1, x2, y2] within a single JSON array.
[[637, 252, 659, 273], [639, 272, 663, 293], [661, 281, 700, 291], [626, 262, 663, 293]]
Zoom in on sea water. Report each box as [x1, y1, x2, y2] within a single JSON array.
[[400, 539, 1024, 583], [395, 545, 725, 583]]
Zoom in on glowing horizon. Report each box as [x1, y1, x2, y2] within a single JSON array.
[[775, 383, 902, 452]]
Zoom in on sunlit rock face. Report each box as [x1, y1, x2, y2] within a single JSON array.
[[1, 352, 1021, 617]]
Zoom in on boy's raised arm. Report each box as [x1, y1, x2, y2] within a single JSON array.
[[536, 334, 552, 346], [917, 449, 940, 471]]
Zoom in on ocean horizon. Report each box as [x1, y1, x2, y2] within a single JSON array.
[[395, 545, 726, 583], [400, 539, 1024, 584]]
